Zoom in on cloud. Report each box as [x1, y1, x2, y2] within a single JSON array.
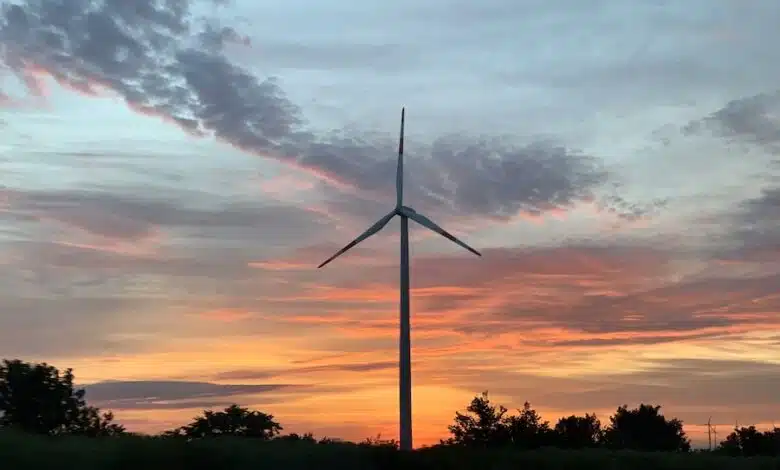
[[0, 0, 641, 224], [0, 179, 334, 359], [1, 185, 325, 245], [683, 90, 780, 155], [701, 185, 780, 266], [252, 242, 780, 349], [678, 92, 780, 266], [736, 187, 780, 226], [213, 360, 397, 381], [726, 187, 780, 261], [0, 296, 156, 358], [534, 358, 780, 425], [83, 380, 299, 410]]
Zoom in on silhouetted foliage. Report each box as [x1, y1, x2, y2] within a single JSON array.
[[505, 401, 557, 448], [601, 404, 690, 452], [6, 358, 780, 463], [277, 432, 317, 442], [554, 414, 602, 448], [446, 394, 693, 453], [360, 433, 400, 449], [718, 426, 780, 457], [446, 392, 510, 447], [446, 393, 560, 448], [0, 359, 124, 437], [318, 436, 346, 444], [170, 404, 282, 439]]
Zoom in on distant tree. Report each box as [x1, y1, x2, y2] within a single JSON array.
[[276, 432, 317, 443], [360, 433, 399, 449], [554, 413, 602, 448], [318, 436, 346, 445], [446, 392, 510, 447], [173, 404, 282, 439], [504, 402, 556, 448], [601, 404, 690, 452], [718, 426, 780, 457], [0, 359, 124, 436]]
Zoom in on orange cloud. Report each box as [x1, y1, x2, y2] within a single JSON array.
[[241, 244, 779, 358]]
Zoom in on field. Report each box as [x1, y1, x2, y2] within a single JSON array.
[[1, 432, 777, 470]]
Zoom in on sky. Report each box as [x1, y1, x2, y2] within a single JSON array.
[[0, 0, 779, 447]]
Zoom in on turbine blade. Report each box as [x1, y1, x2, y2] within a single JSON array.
[[396, 107, 405, 207], [400, 207, 481, 257], [317, 211, 396, 268]]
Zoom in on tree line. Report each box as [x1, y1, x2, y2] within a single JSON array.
[[1, 359, 778, 456]]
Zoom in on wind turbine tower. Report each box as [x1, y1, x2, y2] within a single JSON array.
[[318, 108, 482, 450]]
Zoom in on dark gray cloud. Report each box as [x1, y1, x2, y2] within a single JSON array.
[[83, 380, 299, 410], [683, 90, 780, 155], [737, 186, 780, 225], [734, 187, 780, 242], [709, 186, 780, 263], [0, 0, 634, 222], [678, 92, 780, 264], [213, 360, 397, 381]]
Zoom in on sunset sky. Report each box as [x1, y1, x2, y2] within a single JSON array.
[[1, 0, 779, 447]]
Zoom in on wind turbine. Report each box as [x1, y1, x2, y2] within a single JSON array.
[[317, 108, 481, 451]]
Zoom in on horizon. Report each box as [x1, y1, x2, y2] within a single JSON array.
[[1, 0, 779, 449]]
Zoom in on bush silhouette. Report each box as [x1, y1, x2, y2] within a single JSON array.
[[600, 404, 690, 452], [167, 404, 282, 439], [718, 425, 780, 456]]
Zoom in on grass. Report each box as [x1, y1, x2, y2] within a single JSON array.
[[1, 431, 778, 469]]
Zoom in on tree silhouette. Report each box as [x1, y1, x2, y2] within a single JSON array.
[[172, 404, 282, 439], [554, 413, 602, 448], [504, 402, 555, 448], [360, 433, 400, 449], [718, 426, 780, 457], [9, 357, 779, 460], [446, 392, 510, 447], [276, 432, 317, 442], [601, 404, 690, 452], [446, 395, 697, 453], [0, 359, 124, 436]]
